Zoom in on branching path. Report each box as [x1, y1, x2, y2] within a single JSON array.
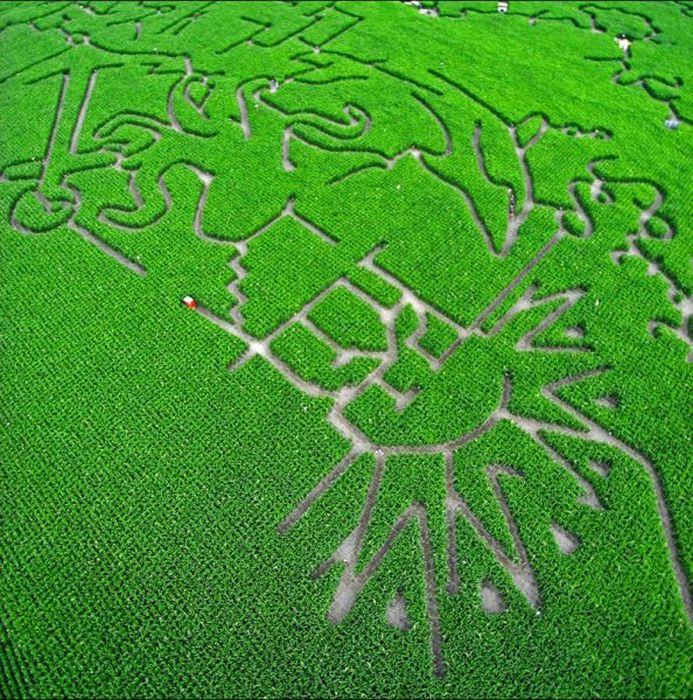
[[180, 186, 691, 673]]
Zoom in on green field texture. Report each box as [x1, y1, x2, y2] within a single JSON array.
[[1, 1, 692, 698]]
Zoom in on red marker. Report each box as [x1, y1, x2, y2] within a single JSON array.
[[182, 295, 197, 309]]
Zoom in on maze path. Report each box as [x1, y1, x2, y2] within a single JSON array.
[[1, 0, 691, 686]]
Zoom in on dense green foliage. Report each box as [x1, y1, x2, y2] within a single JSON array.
[[1, 2, 692, 698]]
